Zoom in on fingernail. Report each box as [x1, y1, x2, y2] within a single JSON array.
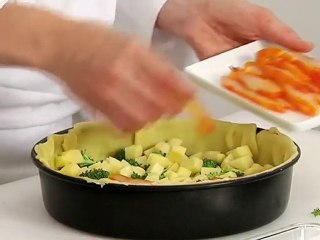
[[306, 41, 314, 47], [302, 41, 314, 52]]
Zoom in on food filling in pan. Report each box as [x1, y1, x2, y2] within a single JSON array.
[[35, 119, 298, 186]]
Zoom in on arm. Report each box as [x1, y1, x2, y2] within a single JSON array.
[[0, 3, 71, 68], [0, 3, 194, 132]]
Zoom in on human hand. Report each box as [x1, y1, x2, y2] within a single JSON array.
[[49, 23, 195, 131], [157, 0, 314, 60], [0, 4, 194, 132]]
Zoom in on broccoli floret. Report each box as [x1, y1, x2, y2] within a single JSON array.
[[131, 172, 148, 179], [114, 149, 125, 160], [159, 169, 167, 180], [207, 168, 244, 179], [207, 172, 220, 180], [159, 173, 166, 180], [220, 168, 231, 174], [312, 208, 320, 217], [79, 150, 95, 167], [221, 167, 244, 177], [143, 164, 150, 171], [80, 169, 110, 180], [235, 171, 244, 177], [126, 159, 143, 168], [203, 159, 219, 168]]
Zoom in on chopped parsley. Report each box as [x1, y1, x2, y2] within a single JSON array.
[[203, 159, 220, 168], [312, 208, 320, 217], [80, 169, 110, 180]]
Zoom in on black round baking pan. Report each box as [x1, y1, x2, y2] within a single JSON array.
[[31, 128, 300, 240]]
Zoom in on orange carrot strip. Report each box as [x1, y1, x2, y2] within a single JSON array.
[[110, 175, 151, 184], [222, 77, 287, 113], [283, 85, 319, 116], [186, 100, 215, 134], [229, 71, 284, 98], [258, 64, 309, 89]]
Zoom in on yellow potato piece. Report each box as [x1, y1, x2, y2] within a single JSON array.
[[135, 119, 258, 156], [229, 155, 254, 171], [181, 157, 203, 173], [244, 163, 265, 176], [60, 163, 81, 177]]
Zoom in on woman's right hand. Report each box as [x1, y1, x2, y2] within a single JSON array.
[[0, 4, 195, 132], [48, 22, 195, 132]]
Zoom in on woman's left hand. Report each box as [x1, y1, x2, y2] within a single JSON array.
[[157, 0, 314, 60]]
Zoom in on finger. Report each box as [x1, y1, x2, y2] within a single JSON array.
[[257, 9, 314, 52], [115, 56, 175, 119], [140, 51, 196, 113], [65, 75, 148, 132], [119, 38, 195, 110], [147, 69, 194, 116], [98, 74, 169, 132]]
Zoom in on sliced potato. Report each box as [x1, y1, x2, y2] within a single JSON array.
[[167, 146, 187, 164], [228, 145, 252, 158], [125, 145, 143, 159], [244, 163, 264, 175], [229, 155, 254, 171], [120, 166, 133, 178], [147, 153, 171, 168], [60, 163, 81, 177], [147, 163, 164, 175], [180, 156, 203, 173], [221, 154, 233, 169], [176, 167, 192, 178]]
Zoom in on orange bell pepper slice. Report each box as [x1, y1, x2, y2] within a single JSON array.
[[283, 85, 319, 116], [256, 47, 286, 65], [258, 64, 309, 89], [185, 100, 215, 135], [291, 58, 320, 86], [229, 70, 284, 98], [222, 77, 287, 113], [265, 58, 320, 93], [258, 48, 320, 87], [269, 58, 310, 83], [222, 47, 320, 117]]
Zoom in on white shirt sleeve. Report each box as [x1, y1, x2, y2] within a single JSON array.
[[0, 0, 7, 8], [113, 0, 167, 43]]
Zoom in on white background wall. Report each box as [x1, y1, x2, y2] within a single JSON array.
[[199, 0, 320, 118]]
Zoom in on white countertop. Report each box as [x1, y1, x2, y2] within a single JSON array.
[[1, 111, 320, 240]]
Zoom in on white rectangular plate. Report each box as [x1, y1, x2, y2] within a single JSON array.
[[185, 40, 320, 131]]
